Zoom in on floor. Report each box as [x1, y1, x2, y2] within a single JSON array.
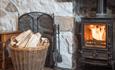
[[2, 65, 113, 70], [44, 68, 53, 70], [3, 67, 68, 70], [82, 65, 112, 70], [5, 67, 53, 70], [2, 66, 113, 70]]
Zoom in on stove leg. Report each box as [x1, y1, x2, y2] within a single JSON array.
[[112, 62, 115, 70]]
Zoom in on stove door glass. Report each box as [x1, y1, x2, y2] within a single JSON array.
[[84, 23, 106, 48]]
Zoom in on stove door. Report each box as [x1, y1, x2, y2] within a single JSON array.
[[83, 23, 107, 49]]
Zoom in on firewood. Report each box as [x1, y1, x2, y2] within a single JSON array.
[[18, 32, 33, 48], [15, 30, 33, 47], [10, 36, 17, 46], [39, 38, 48, 46], [38, 38, 49, 49], [36, 33, 42, 45], [25, 33, 41, 48], [43, 38, 49, 47], [15, 30, 32, 41], [10, 30, 49, 49]]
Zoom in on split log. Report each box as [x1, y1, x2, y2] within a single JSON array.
[[10, 29, 49, 48], [15, 30, 33, 47], [25, 33, 41, 48]]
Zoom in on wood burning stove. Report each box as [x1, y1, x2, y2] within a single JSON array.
[[74, 0, 115, 70], [75, 18, 115, 70]]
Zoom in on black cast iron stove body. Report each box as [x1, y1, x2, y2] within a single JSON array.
[[75, 18, 115, 69]]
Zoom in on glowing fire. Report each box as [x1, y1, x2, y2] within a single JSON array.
[[84, 24, 106, 41], [84, 24, 106, 48], [89, 25, 106, 41]]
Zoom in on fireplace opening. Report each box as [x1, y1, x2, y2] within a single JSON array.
[[83, 23, 107, 48]]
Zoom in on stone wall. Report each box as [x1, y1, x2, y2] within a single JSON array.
[[0, 0, 18, 33], [0, 0, 73, 33], [0, 0, 74, 69], [55, 16, 73, 31]]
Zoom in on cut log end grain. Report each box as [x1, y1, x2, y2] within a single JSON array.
[[10, 30, 49, 49]]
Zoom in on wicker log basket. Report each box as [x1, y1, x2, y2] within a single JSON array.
[[10, 43, 49, 70]]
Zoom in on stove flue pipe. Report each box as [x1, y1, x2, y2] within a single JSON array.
[[96, 0, 107, 16]]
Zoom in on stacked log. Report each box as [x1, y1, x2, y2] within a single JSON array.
[[9, 30, 49, 70], [11, 30, 49, 48]]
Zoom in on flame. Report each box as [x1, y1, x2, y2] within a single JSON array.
[[89, 25, 106, 41]]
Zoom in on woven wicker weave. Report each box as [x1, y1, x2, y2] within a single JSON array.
[[10, 45, 49, 70]]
